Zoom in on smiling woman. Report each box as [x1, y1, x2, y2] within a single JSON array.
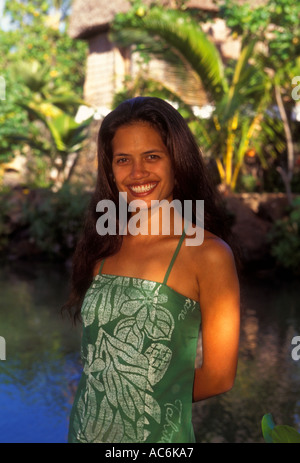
[[62, 96, 240, 444], [111, 122, 174, 206]]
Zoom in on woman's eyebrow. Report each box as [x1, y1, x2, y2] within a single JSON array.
[[113, 149, 165, 156], [143, 149, 165, 154]]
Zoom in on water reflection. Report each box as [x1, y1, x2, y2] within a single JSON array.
[[0, 262, 299, 443], [193, 275, 300, 443], [0, 261, 82, 443]]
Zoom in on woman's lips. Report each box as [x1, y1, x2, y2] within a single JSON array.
[[128, 181, 158, 196]]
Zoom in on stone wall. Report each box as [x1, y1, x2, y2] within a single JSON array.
[[1, 188, 295, 270], [224, 193, 292, 271]]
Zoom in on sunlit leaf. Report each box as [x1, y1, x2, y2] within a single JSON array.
[[261, 413, 275, 443], [272, 426, 300, 443]]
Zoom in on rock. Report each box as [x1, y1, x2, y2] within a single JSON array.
[[224, 194, 272, 264], [257, 194, 290, 222]]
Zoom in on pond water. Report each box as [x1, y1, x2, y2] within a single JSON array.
[[0, 261, 299, 443], [0, 261, 82, 443]]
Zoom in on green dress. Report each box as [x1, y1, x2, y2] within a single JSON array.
[[68, 230, 201, 443]]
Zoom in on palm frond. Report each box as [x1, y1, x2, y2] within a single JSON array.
[[113, 7, 228, 102], [218, 41, 267, 122]]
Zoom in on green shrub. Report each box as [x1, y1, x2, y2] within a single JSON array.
[[239, 174, 260, 192], [267, 197, 300, 274], [0, 188, 12, 252], [22, 184, 90, 259]]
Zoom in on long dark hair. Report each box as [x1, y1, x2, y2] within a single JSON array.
[[62, 96, 235, 323]]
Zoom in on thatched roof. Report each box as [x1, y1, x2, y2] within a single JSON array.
[[68, 0, 219, 39], [69, 0, 130, 39]]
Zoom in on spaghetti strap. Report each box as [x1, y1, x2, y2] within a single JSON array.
[[98, 259, 106, 275], [163, 228, 186, 285]]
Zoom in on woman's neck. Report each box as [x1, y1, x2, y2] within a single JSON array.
[[127, 200, 184, 238]]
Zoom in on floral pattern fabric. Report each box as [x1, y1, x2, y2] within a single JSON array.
[[68, 274, 201, 443]]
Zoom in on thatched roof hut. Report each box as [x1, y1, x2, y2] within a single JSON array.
[[68, 0, 219, 39], [68, 0, 266, 110]]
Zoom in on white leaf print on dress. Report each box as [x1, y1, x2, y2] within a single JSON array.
[[145, 343, 172, 385], [114, 317, 144, 350], [96, 328, 161, 420], [82, 275, 130, 327], [77, 275, 178, 443], [120, 280, 174, 341]]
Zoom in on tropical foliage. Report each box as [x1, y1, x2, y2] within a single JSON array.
[[267, 197, 300, 274], [9, 59, 92, 187], [0, 0, 88, 188], [21, 183, 90, 258], [262, 413, 300, 443], [112, 0, 299, 192], [220, 0, 300, 200]]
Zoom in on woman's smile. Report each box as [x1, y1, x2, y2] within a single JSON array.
[[128, 181, 159, 196]]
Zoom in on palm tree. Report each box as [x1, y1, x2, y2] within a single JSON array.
[[112, 5, 273, 191]]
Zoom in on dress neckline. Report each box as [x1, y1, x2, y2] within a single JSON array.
[[93, 272, 200, 305], [94, 228, 200, 304]]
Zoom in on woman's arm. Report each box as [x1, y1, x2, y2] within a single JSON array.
[[193, 238, 240, 402]]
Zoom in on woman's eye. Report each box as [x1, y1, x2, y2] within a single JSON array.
[[116, 157, 128, 164], [147, 154, 160, 160]]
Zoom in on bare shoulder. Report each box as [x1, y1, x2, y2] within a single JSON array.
[[185, 229, 238, 284], [199, 230, 235, 262], [184, 230, 240, 319]]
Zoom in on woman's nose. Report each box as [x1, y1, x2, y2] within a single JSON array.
[[130, 160, 148, 179]]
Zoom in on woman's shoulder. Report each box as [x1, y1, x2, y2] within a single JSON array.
[[184, 229, 236, 278]]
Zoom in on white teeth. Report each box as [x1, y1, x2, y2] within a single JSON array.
[[129, 182, 157, 193]]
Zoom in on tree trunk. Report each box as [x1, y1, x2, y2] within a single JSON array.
[[274, 84, 294, 204]]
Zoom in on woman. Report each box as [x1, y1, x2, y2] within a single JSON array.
[[64, 96, 240, 443]]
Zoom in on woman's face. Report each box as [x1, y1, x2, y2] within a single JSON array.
[[111, 122, 175, 208]]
